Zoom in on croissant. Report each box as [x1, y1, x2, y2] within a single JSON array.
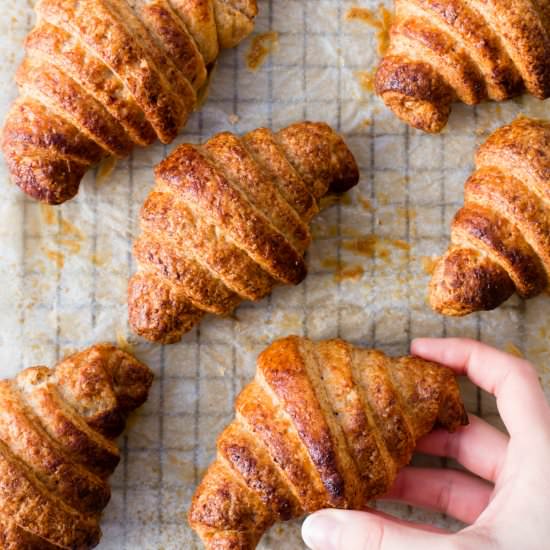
[[0, 0, 258, 204], [0, 343, 153, 549], [189, 336, 468, 550], [430, 117, 550, 315], [127, 121, 360, 344], [375, 0, 550, 133]]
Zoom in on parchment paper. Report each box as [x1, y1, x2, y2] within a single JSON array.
[[0, 1, 549, 548]]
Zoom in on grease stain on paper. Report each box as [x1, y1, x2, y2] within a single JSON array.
[[247, 31, 279, 71], [319, 193, 352, 210], [96, 156, 117, 185], [356, 69, 376, 93], [346, 5, 394, 55], [421, 256, 439, 276], [359, 197, 373, 211], [40, 205, 85, 269], [335, 264, 365, 282], [322, 258, 365, 283], [343, 235, 410, 260], [43, 249, 64, 270], [505, 342, 524, 358]]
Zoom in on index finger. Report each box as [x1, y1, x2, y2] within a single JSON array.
[[411, 338, 550, 440]]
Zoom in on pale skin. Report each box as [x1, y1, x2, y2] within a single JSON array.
[[302, 338, 550, 550]]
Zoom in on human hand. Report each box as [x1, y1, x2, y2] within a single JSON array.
[[302, 338, 550, 550]]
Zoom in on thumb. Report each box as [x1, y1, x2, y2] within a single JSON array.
[[301, 509, 452, 550]]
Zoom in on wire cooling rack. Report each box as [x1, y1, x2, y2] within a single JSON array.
[[1, 1, 549, 548]]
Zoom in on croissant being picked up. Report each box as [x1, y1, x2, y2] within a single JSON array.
[[430, 117, 550, 316], [189, 336, 468, 550], [128, 121, 359, 344], [0, 344, 153, 549], [375, 0, 550, 133], [1, 0, 258, 204]]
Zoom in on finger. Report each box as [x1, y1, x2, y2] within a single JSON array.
[[367, 509, 447, 534], [302, 509, 454, 550], [416, 414, 508, 481], [411, 338, 549, 439], [382, 466, 493, 524]]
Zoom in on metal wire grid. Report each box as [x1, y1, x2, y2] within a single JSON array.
[[2, 0, 547, 548]]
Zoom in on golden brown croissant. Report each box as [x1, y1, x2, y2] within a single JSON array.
[[0, 344, 153, 549], [1, 0, 257, 204], [375, 0, 550, 133], [430, 117, 550, 315], [189, 336, 468, 550], [128, 121, 360, 344]]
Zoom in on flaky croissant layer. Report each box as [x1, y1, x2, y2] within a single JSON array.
[[375, 0, 550, 132], [430, 117, 550, 316], [128, 121, 359, 344], [0, 344, 153, 549], [189, 336, 468, 550], [1, 0, 258, 204]]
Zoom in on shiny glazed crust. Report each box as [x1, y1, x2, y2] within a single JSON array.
[[0, 344, 153, 549], [375, 0, 550, 132], [128, 121, 360, 344], [1, 0, 258, 204], [430, 117, 550, 315], [188, 336, 468, 549]]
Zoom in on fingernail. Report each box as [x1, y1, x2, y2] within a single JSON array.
[[302, 512, 340, 550]]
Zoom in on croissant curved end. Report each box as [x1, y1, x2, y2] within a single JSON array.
[[377, 91, 451, 134], [429, 247, 516, 316], [1, 131, 86, 205], [128, 271, 205, 344], [214, 0, 259, 50], [375, 57, 453, 134], [78, 343, 154, 413], [53, 343, 154, 439]]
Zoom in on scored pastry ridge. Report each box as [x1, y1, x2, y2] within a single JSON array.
[[189, 335, 468, 550], [375, 0, 550, 132], [0, 344, 153, 549], [430, 116, 550, 316], [128, 121, 360, 344], [1, 0, 258, 204]]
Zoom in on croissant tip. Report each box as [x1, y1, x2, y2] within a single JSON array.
[[429, 245, 517, 316], [3, 153, 81, 205], [375, 57, 453, 134]]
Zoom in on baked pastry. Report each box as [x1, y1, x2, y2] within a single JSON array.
[[189, 336, 468, 549], [375, 1, 550, 133], [0, 344, 153, 549], [1, 0, 258, 204], [430, 117, 550, 315], [128, 121, 360, 344]]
